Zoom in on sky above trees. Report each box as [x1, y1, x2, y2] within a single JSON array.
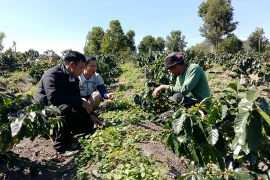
[[0, 0, 269, 54]]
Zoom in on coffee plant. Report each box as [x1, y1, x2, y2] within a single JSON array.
[[0, 88, 64, 153], [96, 54, 123, 86], [161, 83, 270, 179]]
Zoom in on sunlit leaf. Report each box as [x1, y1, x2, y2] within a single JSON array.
[[10, 117, 24, 137], [233, 168, 253, 179], [234, 112, 249, 134], [228, 83, 238, 92], [172, 112, 186, 134], [255, 108, 270, 126], [206, 126, 219, 146], [246, 87, 259, 102]]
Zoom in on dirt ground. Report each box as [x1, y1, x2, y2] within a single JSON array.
[[1, 70, 269, 180], [0, 102, 189, 180]]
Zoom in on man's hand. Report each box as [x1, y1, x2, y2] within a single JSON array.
[[106, 93, 114, 100], [89, 114, 104, 127], [152, 85, 164, 98], [82, 98, 92, 114]]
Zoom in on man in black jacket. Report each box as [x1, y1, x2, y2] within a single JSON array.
[[34, 51, 100, 154]]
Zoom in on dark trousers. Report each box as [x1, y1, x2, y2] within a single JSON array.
[[159, 93, 199, 121], [53, 104, 94, 152]]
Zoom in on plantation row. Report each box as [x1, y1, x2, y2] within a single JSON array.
[[1, 50, 270, 179]]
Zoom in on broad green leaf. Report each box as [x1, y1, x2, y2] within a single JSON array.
[[193, 124, 207, 145], [228, 83, 238, 92], [238, 98, 252, 113], [165, 133, 173, 149], [188, 161, 195, 171], [216, 153, 225, 171], [161, 132, 168, 141], [258, 98, 270, 116], [246, 151, 258, 165], [187, 175, 196, 180], [187, 143, 200, 165], [221, 105, 228, 120], [199, 96, 212, 108], [246, 87, 259, 102], [234, 112, 249, 134], [206, 126, 219, 146], [10, 117, 24, 137], [215, 133, 226, 156], [255, 108, 270, 126], [178, 173, 189, 180], [237, 131, 246, 145], [233, 144, 241, 159], [247, 111, 262, 152], [262, 89, 270, 93], [208, 108, 218, 125], [172, 112, 186, 134], [241, 143, 250, 155], [172, 139, 180, 157], [162, 124, 171, 130], [233, 168, 253, 180], [184, 117, 193, 140]]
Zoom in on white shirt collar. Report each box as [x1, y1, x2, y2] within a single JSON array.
[[64, 67, 75, 82]]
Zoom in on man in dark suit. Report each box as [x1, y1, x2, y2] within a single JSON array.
[[34, 51, 101, 155]]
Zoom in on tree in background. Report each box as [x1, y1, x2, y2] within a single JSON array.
[[0, 32, 6, 52], [84, 27, 105, 55], [138, 35, 156, 54], [125, 30, 136, 53], [165, 30, 187, 53], [61, 49, 72, 58], [218, 34, 243, 54], [248, 27, 269, 53], [25, 49, 39, 62], [101, 20, 126, 55], [155, 36, 165, 52], [198, 0, 238, 52]]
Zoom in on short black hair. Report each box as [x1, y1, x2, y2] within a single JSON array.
[[85, 55, 97, 65], [63, 51, 86, 65]]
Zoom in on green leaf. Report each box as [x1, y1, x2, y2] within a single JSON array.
[[184, 117, 193, 140], [228, 82, 238, 92], [246, 87, 259, 102], [258, 98, 270, 116], [187, 143, 200, 165], [162, 124, 171, 130], [165, 133, 173, 149], [172, 139, 180, 157], [255, 108, 270, 126], [178, 173, 190, 180], [249, 170, 269, 180], [172, 112, 187, 134], [193, 123, 207, 146], [208, 108, 218, 125], [206, 126, 219, 146], [246, 151, 258, 165], [262, 89, 270, 93], [233, 168, 253, 180], [10, 117, 24, 137], [247, 111, 262, 152], [234, 112, 249, 134], [221, 105, 228, 120], [161, 132, 169, 141]]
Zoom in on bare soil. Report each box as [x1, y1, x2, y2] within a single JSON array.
[[1, 70, 269, 180]]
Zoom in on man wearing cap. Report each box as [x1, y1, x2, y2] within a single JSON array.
[[152, 52, 211, 110]]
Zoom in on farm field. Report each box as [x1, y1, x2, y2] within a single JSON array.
[[1, 53, 269, 179]]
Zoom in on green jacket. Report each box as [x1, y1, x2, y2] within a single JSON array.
[[163, 63, 211, 103]]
